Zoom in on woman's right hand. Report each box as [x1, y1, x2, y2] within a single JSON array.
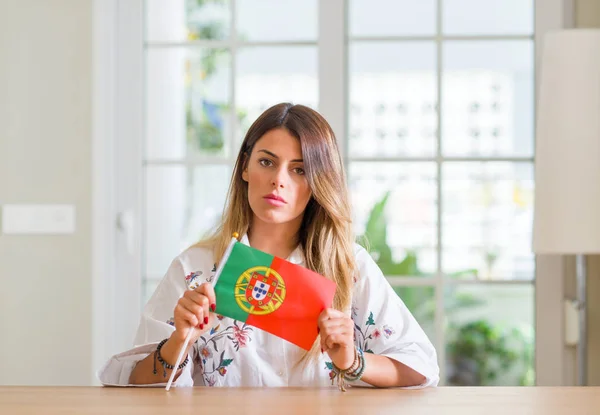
[[130, 283, 217, 384], [171, 282, 217, 345]]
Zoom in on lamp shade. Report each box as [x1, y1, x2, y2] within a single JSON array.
[[533, 29, 600, 254]]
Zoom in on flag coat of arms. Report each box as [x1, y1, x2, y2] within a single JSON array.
[[214, 241, 337, 350]]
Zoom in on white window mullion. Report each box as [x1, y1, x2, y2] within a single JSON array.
[[434, 0, 446, 385], [230, 0, 239, 162], [318, 0, 347, 163]]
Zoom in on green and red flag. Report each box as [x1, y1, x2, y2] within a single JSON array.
[[214, 241, 336, 350]]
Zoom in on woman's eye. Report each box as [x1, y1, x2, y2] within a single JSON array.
[[259, 159, 273, 167], [293, 167, 305, 175]]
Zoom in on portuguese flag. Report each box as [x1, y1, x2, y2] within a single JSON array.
[[214, 241, 336, 350]]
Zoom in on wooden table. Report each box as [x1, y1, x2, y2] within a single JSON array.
[[1, 386, 599, 414]]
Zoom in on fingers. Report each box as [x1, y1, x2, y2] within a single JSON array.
[[319, 318, 354, 332], [175, 301, 202, 329], [323, 333, 354, 351], [317, 309, 353, 334], [178, 297, 207, 328], [176, 283, 215, 330], [171, 282, 218, 343], [195, 283, 217, 312], [185, 290, 210, 323], [178, 282, 216, 325], [318, 308, 346, 323], [318, 311, 354, 353]]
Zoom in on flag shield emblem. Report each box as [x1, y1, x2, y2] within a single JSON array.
[[235, 266, 286, 315]]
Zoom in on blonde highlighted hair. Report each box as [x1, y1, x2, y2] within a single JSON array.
[[196, 103, 356, 361]]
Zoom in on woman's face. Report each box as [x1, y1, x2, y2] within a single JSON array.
[[242, 128, 312, 227]]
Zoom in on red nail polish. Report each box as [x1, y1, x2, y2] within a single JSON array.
[[210, 304, 216, 312], [321, 348, 323, 353], [199, 324, 204, 330], [204, 316, 209, 324]]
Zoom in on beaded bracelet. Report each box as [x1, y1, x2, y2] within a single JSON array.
[[330, 347, 366, 392], [343, 348, 360, 375], [342, 348, 366, 382], [153, 338, 189, 378]]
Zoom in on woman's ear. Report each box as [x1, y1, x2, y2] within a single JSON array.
[[241, 153, 249, 182]]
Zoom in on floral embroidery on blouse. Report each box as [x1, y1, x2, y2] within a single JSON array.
[[185, 271, 203, 289], [382, 324, 395, 339], [353, 310, 394, 354], [166, 317, 175, 326], [229, 324, 251, 350], [206, 263, 217, 283], [195, 320, 254, 386]]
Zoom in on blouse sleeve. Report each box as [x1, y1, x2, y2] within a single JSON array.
[[350, 246, 440, 388], [96, 257, 198, 387]]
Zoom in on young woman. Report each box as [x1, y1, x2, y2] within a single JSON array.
[[99, 103, 439, 389]]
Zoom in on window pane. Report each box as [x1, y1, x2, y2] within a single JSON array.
[[393, 286, 436, 343], [350, 162, 437, 275], [237, 0, 317, 41], [445, 284, 535, 386], [349, 42, 437, 158], [443, 0, 534, 35], [350, 0, 436, 36], [236, 47, 318, 137], [442, 162, 534, 280], [145, 165, 231, 279], [442, 40, 534, 157], [146, 0, 231, 42], [146, 48, 231, 160]]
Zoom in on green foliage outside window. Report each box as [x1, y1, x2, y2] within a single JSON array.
[[357, 191, 534, 386]]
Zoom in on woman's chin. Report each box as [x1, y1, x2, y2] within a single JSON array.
[[253, 211, 293, 226]]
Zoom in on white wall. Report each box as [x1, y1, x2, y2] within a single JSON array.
[[0, 0, 92, 385]]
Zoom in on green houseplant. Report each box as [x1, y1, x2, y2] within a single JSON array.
[[357, 190, 534, 386]]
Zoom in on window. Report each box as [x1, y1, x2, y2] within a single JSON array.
[[347, 0, 535, 386], [143, 0, 318, 299], [134, 0, 546, 386]]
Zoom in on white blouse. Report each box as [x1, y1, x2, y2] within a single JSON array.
[[98, 235, 440, 388]]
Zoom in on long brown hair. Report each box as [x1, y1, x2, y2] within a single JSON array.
[[197, 103, 356, 360]]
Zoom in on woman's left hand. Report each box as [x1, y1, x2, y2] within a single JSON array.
[[317, 308, 355, 370]]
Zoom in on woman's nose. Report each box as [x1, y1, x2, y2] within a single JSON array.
[[271, 168, 286, 188]]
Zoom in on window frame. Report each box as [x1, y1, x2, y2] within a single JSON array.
[[92, 0, 573, 386]]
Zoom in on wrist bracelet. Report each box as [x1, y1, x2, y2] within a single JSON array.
[[330, 347, 366, 392], [342, 348, 366, 382], [153, 338, 189, 378]]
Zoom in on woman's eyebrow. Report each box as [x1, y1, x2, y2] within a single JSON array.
[[257, 149, 303, 163]]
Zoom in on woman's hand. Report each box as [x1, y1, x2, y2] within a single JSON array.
[[171, 282, 217, 345], [130, 283, 217, 384], [317, 308, 355, 370]]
